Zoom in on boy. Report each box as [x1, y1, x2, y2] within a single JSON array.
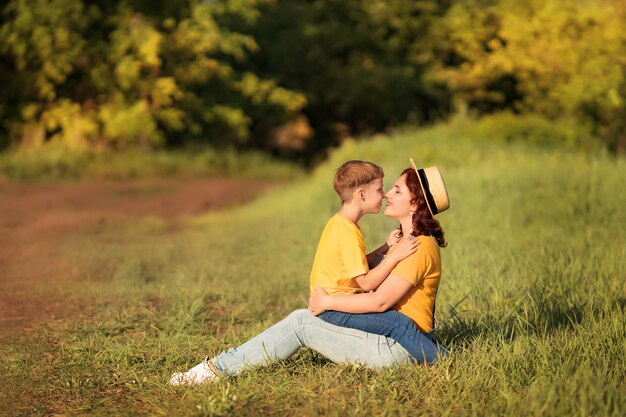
[[309, 160, 418, 298]]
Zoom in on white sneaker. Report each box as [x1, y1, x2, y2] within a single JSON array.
[[169, 356, 219, 385]]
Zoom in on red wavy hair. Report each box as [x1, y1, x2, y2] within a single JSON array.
[[398, 168, 447, 247]]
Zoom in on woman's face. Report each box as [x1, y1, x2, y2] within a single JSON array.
[[384, 174, 415, 219]]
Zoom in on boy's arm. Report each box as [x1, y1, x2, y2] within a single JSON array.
[[365, 243, 388, 268], [355, 237, 419, 291]]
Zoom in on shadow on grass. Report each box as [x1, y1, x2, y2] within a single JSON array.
[[436, 291, 622, 348]]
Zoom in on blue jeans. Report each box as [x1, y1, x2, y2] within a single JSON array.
[[319, 310, 447, 364], [212, 309, 414, 375]]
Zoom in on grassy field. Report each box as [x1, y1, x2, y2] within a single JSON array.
[[0, 146, 304, 181], [1, 121, 624, 416]]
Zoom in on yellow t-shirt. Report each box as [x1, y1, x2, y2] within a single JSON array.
[[309, 213, 368, 295], [389, 235, 441, 333]]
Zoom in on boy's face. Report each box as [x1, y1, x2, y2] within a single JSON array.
[[362, 177, 385, 214]]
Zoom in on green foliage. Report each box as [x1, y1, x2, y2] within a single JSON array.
[[436, 0, 626, 151], [0, 0, 625, 158], [451, 111, 598, 151], [1, 123, 624, 416], [245, 0, 449, 147], [0, 0, 306, 152], [0, 0, 87, 101]]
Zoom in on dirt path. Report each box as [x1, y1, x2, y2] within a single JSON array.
[[0, 177, 280, 332]]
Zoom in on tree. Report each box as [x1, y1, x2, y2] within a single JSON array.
[[435, 0, 626, 151], [0, 0, 306, 151], [240, 0, 450, 155]]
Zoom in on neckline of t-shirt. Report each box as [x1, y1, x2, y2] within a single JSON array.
[[391, 234, 433, 247], [335, 212, 360, 228]]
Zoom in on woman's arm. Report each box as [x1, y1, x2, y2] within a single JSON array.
[[310, 274, 413, 315], [354, 237, 418, 291]]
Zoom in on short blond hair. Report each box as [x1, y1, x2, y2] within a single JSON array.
[[333, 160, 384, 203]]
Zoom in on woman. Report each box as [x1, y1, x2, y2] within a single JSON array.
[[170, 159, 449, 385]]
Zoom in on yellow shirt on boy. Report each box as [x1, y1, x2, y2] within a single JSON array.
[[309, 214, 368, 295], [388, 235, 441, 333]]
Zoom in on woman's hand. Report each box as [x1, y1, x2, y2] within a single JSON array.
[[389, 236, 420, 263], [386, 228, 402, 247], [309, 286, 329, 316]]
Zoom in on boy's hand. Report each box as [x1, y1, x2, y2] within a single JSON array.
[[389, 236, 420, 262], [386, 228, 402, 247], [309, 286, 329, 316]]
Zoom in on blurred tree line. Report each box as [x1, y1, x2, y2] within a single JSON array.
[[0, 0, 624, 162]]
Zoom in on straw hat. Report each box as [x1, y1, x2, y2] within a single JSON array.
[[409, 158, 450, 216]]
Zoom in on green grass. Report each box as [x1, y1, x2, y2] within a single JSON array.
[[1, 120, 624, 416], [0, 145, 304, 181]]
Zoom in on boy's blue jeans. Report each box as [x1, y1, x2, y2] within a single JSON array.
[[319, 310, 447, 364]]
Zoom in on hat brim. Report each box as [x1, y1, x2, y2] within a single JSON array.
[[410, 158, 435, 217], [409, 159, 450, 216]]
